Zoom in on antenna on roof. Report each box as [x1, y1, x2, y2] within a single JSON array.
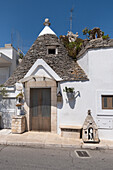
[[70, 7, 74, 32], [11, 29, 14, 46]]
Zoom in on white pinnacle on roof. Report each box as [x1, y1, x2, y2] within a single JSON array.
[[38, 18, 57, 37]]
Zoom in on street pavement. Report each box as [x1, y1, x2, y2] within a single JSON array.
[[0, 129, 113, 150], [0, 145, 113, 170]]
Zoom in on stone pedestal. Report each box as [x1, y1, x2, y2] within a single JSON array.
[[12, 116, 26, 134]]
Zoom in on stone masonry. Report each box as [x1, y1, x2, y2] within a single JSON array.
[[5, 34, 88, 87], [77, 38, 113, 59], [24, 77, 57, 133], [12, 116, 26, 134]]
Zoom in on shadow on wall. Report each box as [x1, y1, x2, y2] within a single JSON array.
[[0, 95, 17, 129], [57, 91, 80, 109], [57, 98, 63, 109], [0, 111, 16, 129], [68, 91, 80, 109]]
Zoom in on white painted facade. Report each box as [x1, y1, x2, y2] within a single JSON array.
[[0, 44, 19, 84], [0, 44, 19, 128], [4, 47, 113, 140], [0, 86, 18, 128], [18, 48, 113, 140], [76, 47, 113, 140]]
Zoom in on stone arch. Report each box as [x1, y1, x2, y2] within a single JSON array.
[[89, 27, 103, 40]]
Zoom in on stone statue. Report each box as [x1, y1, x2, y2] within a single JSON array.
[[89, 27, 103, 40], [67, 31, 79, 42]]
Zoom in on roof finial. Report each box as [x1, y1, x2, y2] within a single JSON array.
[[88, 110, 91, 115], [43, 18, 51, 26]]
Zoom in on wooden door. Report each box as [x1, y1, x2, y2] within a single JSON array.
[[30, 88, 51, 131]]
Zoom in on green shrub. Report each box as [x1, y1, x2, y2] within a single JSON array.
[[60, 36, 83, 59], [0, 85, 8, 97], [102, 34, 109, 40], [82, 27, 91, 39]]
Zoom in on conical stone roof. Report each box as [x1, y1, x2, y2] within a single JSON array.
[[5, 34, 88, 86]]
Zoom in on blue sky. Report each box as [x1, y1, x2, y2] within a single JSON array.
[[0, 0, 113, 54]]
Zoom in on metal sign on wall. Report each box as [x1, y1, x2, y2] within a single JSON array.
[[97, 118, 113, 129]]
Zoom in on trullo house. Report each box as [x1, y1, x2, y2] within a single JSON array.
[[1, 18, 113, 141]]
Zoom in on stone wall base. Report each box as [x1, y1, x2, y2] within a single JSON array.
[[60, 126, 82, 139]]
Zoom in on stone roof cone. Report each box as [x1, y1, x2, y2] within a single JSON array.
[[38, 18, 56, 37], [4, 19, 88, 86]]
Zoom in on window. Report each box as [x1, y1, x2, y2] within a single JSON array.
[[47, 46, 58, 55], [102, 95, 113, 109], [48, 48, 56, 54]]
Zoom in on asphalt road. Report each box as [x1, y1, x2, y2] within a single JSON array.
[[0, 145, 113, 170]]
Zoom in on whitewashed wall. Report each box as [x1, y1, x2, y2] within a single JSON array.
[[0, 48, 13, 59], [73, 47, 113, 140], [58, 81, 90, 133], [0, 47, 19, 84], [0, 87, 17, 128], [0, 86, 24, 128], [58, 80, 113, 140]]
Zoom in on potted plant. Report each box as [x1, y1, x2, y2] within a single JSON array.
[[63, 87, 74, 99], [16, 92, 24, 99], [16, 103, 23, 115], [0, 85, 8, 99], [16, 92, 24, 116]]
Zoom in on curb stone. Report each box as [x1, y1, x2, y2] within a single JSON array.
[[81, 144, 109, 150], [0, 140, 112, 150]]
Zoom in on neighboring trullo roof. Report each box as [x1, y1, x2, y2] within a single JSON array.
[[5, 19, 88, 86]]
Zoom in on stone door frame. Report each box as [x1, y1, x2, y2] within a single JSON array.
[[24, 77, 57, 133]]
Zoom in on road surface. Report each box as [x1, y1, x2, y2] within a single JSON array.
[[0, 145, 113, 170]]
